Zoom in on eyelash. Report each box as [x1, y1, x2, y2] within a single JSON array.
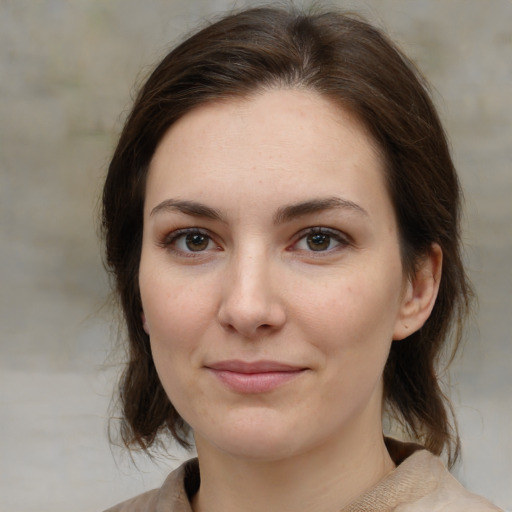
[[159, 226, 351, 257], [290, 227, 351, 254], [160, 228, 221, 258]]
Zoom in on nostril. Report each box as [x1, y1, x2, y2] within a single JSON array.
[[217, 282, 287, 337]]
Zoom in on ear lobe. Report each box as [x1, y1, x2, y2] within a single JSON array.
[[393, 244, 442, 341], [141, 312, 150, 335]]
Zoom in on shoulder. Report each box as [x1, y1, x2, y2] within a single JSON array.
[[346, 439, 503, 512], [389, 439, 503, 512], [103, 489, 159, 512], [103, 458, 199, 512], [398, 449, 502, 511]]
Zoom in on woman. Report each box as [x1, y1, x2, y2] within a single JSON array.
[[102, 6, 501, 511]]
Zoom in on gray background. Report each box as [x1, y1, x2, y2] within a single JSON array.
[[1, 1, 510, 511]]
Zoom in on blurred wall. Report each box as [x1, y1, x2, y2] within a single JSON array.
[[1, 1, 510, 510]]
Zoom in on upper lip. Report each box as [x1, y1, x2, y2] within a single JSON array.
[[205, 360, 305, 373]]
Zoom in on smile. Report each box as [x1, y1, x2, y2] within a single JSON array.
[[205, 360, 307, 393]]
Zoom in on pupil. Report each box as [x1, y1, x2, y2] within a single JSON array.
[[307, 233, 330, 251], [186, 233, 208, 251]]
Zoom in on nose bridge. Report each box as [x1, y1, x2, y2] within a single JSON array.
[[218, 242, 285, 337]]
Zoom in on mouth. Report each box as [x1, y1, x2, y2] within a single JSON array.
[[205, 360, 307, 394]]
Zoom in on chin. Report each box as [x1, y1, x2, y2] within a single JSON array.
[[195, 408, 306, 461]]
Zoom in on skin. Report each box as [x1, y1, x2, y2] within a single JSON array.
[[139, 89, 441, 512]]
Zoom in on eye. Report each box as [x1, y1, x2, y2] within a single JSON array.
[[293, 228, 349, 253], [305, 232, 332, 251], [162, 228, 220, 255], [180, 232, 212, 252]]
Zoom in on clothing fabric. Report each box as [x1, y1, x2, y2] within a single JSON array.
[[104, 439, 502, 512]]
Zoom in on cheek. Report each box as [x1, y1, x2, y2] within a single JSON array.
[[294, 266, 403, 364], [140, 271, 210, 409], [303, 277, 400, 329], [140, 264, 216, 344]]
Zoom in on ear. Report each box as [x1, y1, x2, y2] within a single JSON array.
[[393, 243, 442, 340], [141, 312, 150, 335]]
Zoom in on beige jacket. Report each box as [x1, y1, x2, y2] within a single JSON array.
[[104, 440, 502, 511]]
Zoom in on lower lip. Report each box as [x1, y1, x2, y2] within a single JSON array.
[[208, 369, 305, 393]]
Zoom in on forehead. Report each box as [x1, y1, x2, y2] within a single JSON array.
[[146, 89, 389, 219], [153, 88, 380, 157]]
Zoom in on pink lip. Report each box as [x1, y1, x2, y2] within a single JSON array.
[[205, 360, 307, 393]]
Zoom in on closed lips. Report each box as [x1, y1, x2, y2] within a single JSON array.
[[205, 360, 307, 393], [205, 360, 307, 373]]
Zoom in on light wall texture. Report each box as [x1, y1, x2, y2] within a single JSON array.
[[1, 1, 511, 511]]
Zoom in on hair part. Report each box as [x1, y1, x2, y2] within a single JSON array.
[[103, 5, 473, 467]]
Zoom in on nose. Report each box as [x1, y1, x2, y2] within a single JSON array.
[[217, 251, 286, 338]]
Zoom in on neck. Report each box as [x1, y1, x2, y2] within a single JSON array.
[[192, 424, 394, 512]]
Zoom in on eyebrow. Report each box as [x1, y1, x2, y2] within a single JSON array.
[[150, 196, 368, 223], [273, 197, 368, 224], [150, 199, 225, 221]]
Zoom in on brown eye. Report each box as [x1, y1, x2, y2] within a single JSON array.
[[292, 227, 349, 254], [185, 232, 210, 251], [163, 228, 219, 256], [306, 233, 332, 251]]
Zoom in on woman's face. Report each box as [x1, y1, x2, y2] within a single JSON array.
[[140, 89, 412, 461]]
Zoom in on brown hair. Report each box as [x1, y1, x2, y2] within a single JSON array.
[[102, 6, 472, 466]]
